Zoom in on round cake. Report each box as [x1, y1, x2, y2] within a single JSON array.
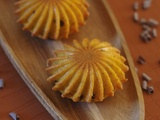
[[46, 38, 129, 102], [15, 0, 89, 40]]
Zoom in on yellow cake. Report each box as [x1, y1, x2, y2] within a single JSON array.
[[46, 38, 129, 102], [15, 0, 89, 40]]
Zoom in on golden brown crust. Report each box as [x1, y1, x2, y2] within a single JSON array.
[[46, 38, 129, 102], [15, 0, 89, 40]]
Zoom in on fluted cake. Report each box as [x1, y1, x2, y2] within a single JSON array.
[[15, 0, 89, 40], [46, 38, 129, 102]]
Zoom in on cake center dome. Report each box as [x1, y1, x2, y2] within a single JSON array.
[[76, 49, 99, 62], [84, 51, 96, 60]]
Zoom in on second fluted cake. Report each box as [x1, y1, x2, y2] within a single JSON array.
[[15, 0, 89, 40], [46, 38, 129, 102]]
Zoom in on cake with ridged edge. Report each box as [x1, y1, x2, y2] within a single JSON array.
[[15, 0, 89, 40], [46, 38, 129, 102]]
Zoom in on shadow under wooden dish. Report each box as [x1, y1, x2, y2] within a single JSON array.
[[0, 0, 144, 120]]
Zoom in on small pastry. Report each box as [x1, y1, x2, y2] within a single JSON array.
[[15, 0, 89, 40], [46, 38, 129, 102]]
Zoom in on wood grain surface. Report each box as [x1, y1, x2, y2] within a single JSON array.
[[0, 0, 159, 120], [0, 0, 144, 119]]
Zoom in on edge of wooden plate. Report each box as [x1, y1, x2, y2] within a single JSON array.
[[0, 31, 65, 120], [102, 0, 145, 120]]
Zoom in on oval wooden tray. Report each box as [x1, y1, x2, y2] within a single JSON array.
[[0, 0, 144, 119]]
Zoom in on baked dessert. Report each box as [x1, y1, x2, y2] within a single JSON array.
[[46, 38, 129, 102], [15, 0, 89, 40]]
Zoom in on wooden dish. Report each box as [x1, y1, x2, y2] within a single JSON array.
[[0, 0, 144, 119]]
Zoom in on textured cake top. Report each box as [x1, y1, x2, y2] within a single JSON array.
[[15, 0, 89, 40], [46, 38, 129, 102]]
